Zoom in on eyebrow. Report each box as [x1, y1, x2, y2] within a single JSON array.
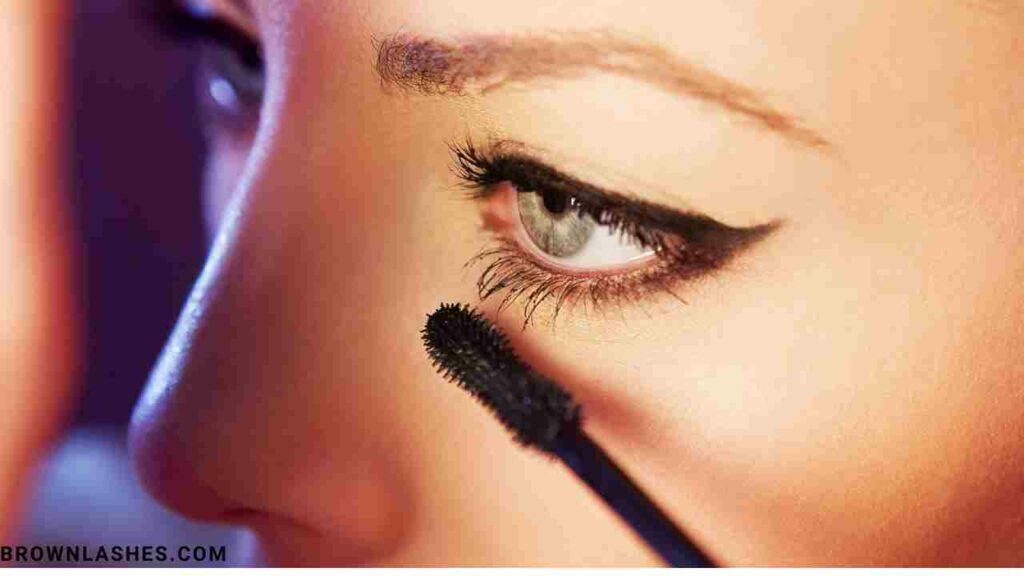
[[374, 32, 829, 149]]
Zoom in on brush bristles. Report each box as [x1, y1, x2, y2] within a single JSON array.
[[422, 303, 581, 452]]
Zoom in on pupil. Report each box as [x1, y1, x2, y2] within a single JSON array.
[[541, 190, 568, 214]]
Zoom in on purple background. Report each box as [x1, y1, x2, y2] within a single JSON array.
[[72, 0, 206, 425]]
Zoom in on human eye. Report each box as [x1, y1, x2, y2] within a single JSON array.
[[450, 139, 781, 324], [148, 0, 264, 134]]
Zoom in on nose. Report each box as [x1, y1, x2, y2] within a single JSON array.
[[127, 194, 293, 522], [128, 232, 248, 522], [125, 11, 535, 558], [127, 93, 421, 557]]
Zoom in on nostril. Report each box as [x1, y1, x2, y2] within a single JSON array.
[[128, 416, 237, 523]]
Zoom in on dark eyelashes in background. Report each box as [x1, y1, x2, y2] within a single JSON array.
[[449, 139, 782, 325], [146, 1, 780, 326]]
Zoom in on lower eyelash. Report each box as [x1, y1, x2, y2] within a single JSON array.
[[467, 236, 706, 326]]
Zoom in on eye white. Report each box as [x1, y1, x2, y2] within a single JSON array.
[[543, 222, 655, 269]]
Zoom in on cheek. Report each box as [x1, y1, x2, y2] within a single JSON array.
[[715, 230, 1022, 562], [506, 183, 1024, 565]]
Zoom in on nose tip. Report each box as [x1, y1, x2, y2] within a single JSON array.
[[129, 404, 239, 523], [126, 265, 249, 523]]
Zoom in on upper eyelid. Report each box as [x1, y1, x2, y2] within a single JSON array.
[[453, 139, 662, 211], [452, 139, 747, 235], [451, 138, 784, 266]]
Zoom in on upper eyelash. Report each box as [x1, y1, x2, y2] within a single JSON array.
[[450, 140, 673, 253], [448, 138, 781, 324]]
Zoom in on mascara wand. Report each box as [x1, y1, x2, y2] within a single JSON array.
[[422, 303, 715, 568]]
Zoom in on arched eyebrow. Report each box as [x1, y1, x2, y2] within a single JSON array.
[[374, 32, 830, 150]]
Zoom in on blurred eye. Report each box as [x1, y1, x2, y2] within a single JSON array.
[[197, 32, 264, 127], [516, 188, 655, 270], [149, 1, 265, 132]]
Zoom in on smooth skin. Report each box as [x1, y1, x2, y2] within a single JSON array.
[[129, 0, 1024, 566]]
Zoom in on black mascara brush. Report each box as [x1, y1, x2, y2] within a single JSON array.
[[422, 302, 715, 568]]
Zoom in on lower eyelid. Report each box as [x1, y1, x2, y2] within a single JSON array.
[[535, 250, 658, 278], [515, 229, 657, 277]]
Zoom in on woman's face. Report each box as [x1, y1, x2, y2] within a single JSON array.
[[129, 0, 1024, 566]]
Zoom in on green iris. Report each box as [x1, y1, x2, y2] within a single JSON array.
[[517, 190, 596, 258]]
